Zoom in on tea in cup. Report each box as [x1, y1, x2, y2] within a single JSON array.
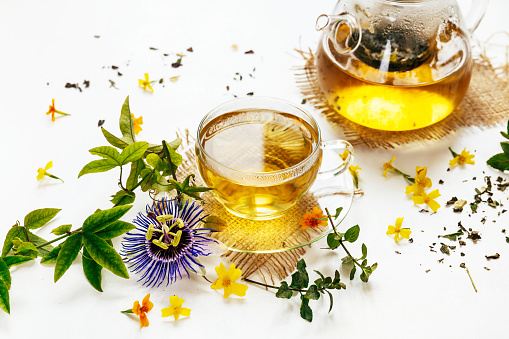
[[196, 97, 353, 220]]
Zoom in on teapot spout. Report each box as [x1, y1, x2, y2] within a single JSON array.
[[316, 13, 361, 54]]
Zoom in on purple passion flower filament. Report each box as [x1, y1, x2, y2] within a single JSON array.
[[121, 198, 216, 287]]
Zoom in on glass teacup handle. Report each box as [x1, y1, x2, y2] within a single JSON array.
[[315, 13, 362, 54], [464, 0, 489, 34], [317, 140, 354, 180]]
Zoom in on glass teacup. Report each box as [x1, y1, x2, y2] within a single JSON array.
[[196, 97, 353, 220]]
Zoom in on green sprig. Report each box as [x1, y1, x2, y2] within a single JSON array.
[[487, 120, 509, 172]]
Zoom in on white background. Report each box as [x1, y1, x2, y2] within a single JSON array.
[[0, 0, 508, 338]]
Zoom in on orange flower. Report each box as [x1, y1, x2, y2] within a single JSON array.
[[132, 294, 153, 329], [299, 207, 328, 230], [131, 113, 143, 135], [46, 99, 70, 122]]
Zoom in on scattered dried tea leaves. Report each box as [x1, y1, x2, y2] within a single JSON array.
[[65, 83, 82, 92], [187, 47, 193, 52], [485, 253, 500, 260], [98, 120, 105, 127], [439, 229, 463, 241], [244, 50, 254, 54], [453, 199, 467, 212]]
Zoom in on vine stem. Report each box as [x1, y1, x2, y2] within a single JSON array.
[[243, 278, 327, 293], [325, 208, 364, 271], [35, 227, 83, 249]]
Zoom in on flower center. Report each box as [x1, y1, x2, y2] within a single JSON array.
[[222, 278, 231, 287]]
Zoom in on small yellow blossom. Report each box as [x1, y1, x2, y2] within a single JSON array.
[[349, 165, 361, 188], [299, 206, 328, 230], [386, 217, 411, 243], [405, 166, 432, 196], [46, 99, 70, 122], [161, 295, 191, 321], [132, 294, 153, 329], [211, 263, 248, 298], [382, 156, 396, 177], [131, 113, 143, 135], [138, 73, 154, 92], [339, 150, 350, 161], [412, 189, 441, 212], [37, 161, 63, 182], [449, 148, 475, 166]]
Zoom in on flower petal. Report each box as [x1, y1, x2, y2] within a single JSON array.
[[428, 200, 441, 213], [215, 262, 228, 277], [230, 281, 248, 297], [386, 225, 396, 235], [211, 278, 223, 290], [400, 228, 412, 239], [228, 264, 242, 281], [139, 313, 149, 328], [395, 217, 404, 228], [132, 300, 141, 315], [180, 307, 191, 317], [161, 307, 174, 318]]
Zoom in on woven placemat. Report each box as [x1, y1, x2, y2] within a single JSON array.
[[294, 48, 509, 149]]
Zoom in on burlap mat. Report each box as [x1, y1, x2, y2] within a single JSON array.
[[177, 143, 332, 284], [294, 48, 509, 149]]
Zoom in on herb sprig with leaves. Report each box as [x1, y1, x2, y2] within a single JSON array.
[[487, 120, 509, 171]]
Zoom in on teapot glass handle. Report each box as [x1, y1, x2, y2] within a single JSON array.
[[316, 13, 362, 54], [464, 0, 489, 34]]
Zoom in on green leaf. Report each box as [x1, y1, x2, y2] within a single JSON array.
[[89, 146, 122, 164], [304, 285, 320, 300], [0, 280, 9, 314], [82, 233, 129, 279], [51, 224, 72, 236], [501, 142, 509, 157], [0, 259, 11, 290], [203, 216, 228, 232], [166, 137, 182, 151], [360, 243, 367, 260], [120, 141, 149, 165], [325, 290, 334, 313], [78, 159, 118, 178], [126, 159, 145, 191], [349, 265, 356, 280], [487, 153, 509, 172], [119, 96, 136, 145], [344, 225, 360, 243], [165, 142, 183, 167], [82, 248, 103, 292], [326, 233, 341, 250], [501, 131, 509, 140], [101, 127, 129, 150], [146, 153, 163, 169], [24, 208, 61, 230], [140, 168, 157, 192], [2, 227, 53, 257], [300, 296, 313, 322], [40, 243, 63, 264], [275, 281, 293, 299], [3, 255, 34, 268], [25, 231, 53, 257], [439, 229, 464, 241], [82, 205, 132, 233], [2, 227, 25, 257], [331, 207, 343, 219], [15, 242, 38, 258], [290, 259, 309, 289], [110, 190, 135, 206], [54, 233, 83, 282], [95, 221, 135, 240]]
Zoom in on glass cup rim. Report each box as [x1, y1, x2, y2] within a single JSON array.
[[196, 96, 323, 176]]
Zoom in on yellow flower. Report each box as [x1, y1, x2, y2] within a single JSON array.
[[349, 165, 361, 188], [46, 99, 70, 122], [412, 189, 441, 212], [299, 206, 328, 230], [339, 150, 350, 161], [132, 294, 153, 329], [37, 161, 63, 182], [449, 148, 475, 166], [211, 263, 248, 298], [382, 156, 396, 177], [386, 217, 411, 243], [138, 73, 154, 92], [405, 166, 432, 196], [161, 295, 191, 321], [131, 113, 143, 135]]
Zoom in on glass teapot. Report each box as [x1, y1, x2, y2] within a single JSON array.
[[315, 0, 488, 131]]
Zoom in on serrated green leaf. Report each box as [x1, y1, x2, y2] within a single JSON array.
[[82, 248, 103, 292], [3, 255, 34, 268], [275, 281, 293, 299], [89, 146, 122, 164], [300, 296, 313, 322], [40, 243, 63, 264], [101, 127, 129, 150], [120, 141, 149, 165], [82, 205, 132, 233], [290, 259, 309, 289], [501, 142, 509, 157], [0, 259, 11, 290], [119, 96, 136, 145], [82, 233, 129, 279], [344, 225, 360, 243], [24, 208, 61, 230], [0, 280, 9, 314], [304, 285, 320, 300], [78, 159, 118, 178], [487, 153, 509, 172], [54, 233, 83, 282], [126, 159, 145, 191], [51, 224, 72, 236], [349, 265, 356, 280], [110, 190, 135, 206], [95, 221, 135, 240]]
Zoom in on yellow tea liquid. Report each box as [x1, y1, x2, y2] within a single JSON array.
[[197, 110, 321, 220], [316, 29, 472, 131]]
